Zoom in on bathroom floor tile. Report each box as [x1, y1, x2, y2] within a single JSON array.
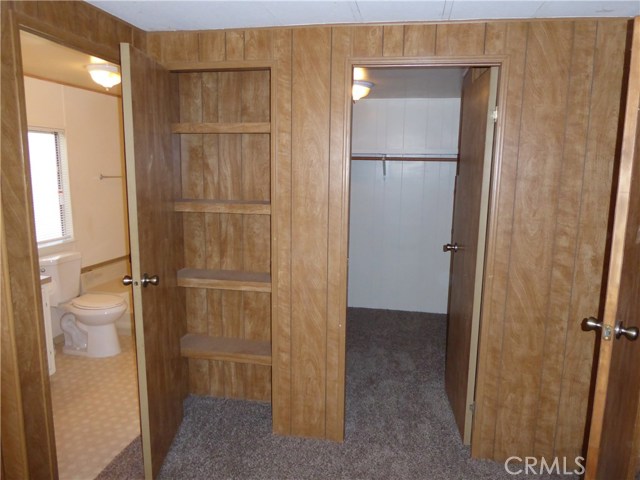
[[50, 335, 141, 480]]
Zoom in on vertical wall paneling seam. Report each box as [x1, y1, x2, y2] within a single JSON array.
[[491, 22, 531, 457], [531, 21, 577, 455], [483, 23, 488, 56], [402, 26, 406, 56], [550, 20, 600, 457], [434, 24, 439, 57]]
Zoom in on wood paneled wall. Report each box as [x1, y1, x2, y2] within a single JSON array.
[[176, 69, 272, 401], [149, 18, 629, 458], [1, 1, 629, 471], [1, 2, 145, 478]]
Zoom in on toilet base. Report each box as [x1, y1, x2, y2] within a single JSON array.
[[63, 322, 121, 358]]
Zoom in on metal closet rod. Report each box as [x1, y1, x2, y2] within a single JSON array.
[[351, 154, 458, 162]]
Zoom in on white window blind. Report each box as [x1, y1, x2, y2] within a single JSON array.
[[28, 129, 74, 246]]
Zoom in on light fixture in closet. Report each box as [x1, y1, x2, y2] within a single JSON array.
[[86, 58, 121, 90], [352, 67, 374, 101]]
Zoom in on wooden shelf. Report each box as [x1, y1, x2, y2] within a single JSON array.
[[171, 122, 270, 134], [180, 334, 271, 366], [174, 199, 270, 215], [167, 60, 273, 73], [177, 268, 271, 292]]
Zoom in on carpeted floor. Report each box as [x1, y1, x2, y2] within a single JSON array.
[[98, 308, 572, 479]]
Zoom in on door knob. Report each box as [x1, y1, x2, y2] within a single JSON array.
[[141, 273, 160, 287], [582, 316, 602, 332], [582, 316, 613, 340], [122, 275, 134, 286], [615, 321, 639, 341], [443, 243, 459, 253]]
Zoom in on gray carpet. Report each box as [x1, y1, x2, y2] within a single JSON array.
[[98, 308, 573, 479]]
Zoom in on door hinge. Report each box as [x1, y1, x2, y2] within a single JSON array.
[[469, 402, 476, 414], [491, 107, 498, 123]]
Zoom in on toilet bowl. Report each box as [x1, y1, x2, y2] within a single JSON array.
[[39, 252, 126, 359], [60, 293, 125, 357]]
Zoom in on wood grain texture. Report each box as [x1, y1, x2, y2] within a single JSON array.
[[226, 30, 245, 60], [473, 21, 529, 459], [2, 3, 139, 474], [403, 25, 437, 57], [533, 20, 597, 460], [436, 23, 486, 56], [445, 68, 492, 440], [554, 20, 628, 461], [122, 44, 187, 477], [326, 26, 352, 442], [383, 25, 404, 57], [172, 53, 273, 402], [199, 31, 225, 62], [494, 21, 575, 459], [1, 225, 30, 480], [181, 334, 272, 365], [291, 27, 331, 437], [272, 28, 294, 435], [352, 26, 383, 57], [174, 199, 271, 214], [172, 122, 271, 134], [4, 6, 630, 461], [178, 268, 271, 292], [586, 18, 640, 479], [245, 29, 273, 61]]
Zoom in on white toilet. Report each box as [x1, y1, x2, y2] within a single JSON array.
[[39, 252, 125, 358]]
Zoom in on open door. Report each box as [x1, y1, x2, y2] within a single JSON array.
[[583, 17, 640, 480], [120, 43, 187, 478], [444, 67, 498, 444]]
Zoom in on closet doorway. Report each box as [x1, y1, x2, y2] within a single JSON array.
[[346, 64, 499, 445]]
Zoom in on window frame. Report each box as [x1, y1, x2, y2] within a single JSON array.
[[27, 127, 75, 248]]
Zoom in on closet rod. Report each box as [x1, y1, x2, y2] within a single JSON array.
[[351, 155, 458, 162]]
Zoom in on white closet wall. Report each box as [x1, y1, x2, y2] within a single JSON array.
[[348, 97, 460, 313], [351, 98, 461, 156]]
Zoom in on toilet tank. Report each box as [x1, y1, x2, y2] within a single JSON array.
[[39, 252, 82, 305]]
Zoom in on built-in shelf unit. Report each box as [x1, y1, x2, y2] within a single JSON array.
[[171, 61, 273, 401]]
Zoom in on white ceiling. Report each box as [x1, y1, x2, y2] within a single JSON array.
[[86, 1, 639, 32], [21, 31, 122, 96]]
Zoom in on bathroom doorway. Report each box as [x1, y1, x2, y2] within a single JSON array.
[[19, 30, 142, 479]]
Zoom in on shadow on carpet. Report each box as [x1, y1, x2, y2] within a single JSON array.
[[99, 308, 575, 479]]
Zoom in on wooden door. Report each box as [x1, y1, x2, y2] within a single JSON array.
[[120, 43, 186, 478], [445, 67, 498, 444], [584, 17, 640, 480]]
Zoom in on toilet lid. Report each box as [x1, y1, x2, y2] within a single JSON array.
[[72, 293, 124, 310]]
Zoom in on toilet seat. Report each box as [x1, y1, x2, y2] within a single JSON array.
[[72, 293, 125, 310]]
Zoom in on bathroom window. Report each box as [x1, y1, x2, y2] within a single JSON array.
[[27, 129, 74, 246]]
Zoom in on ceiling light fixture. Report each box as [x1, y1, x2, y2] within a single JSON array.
[[352, 80, 374, 102], [86, 63, 121, 90]]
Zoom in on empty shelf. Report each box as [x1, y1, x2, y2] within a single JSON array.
[[171, 122, 270, 134], [174, 199, 270, 215], [177, 269, 271, 292], [180, 334, 271, 365], [166, 60, 273, 72]]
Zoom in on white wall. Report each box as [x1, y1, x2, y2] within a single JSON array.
[[24, 77, 129, 269], [351, 97, 460, 156], [348, 97, 459, 313]]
